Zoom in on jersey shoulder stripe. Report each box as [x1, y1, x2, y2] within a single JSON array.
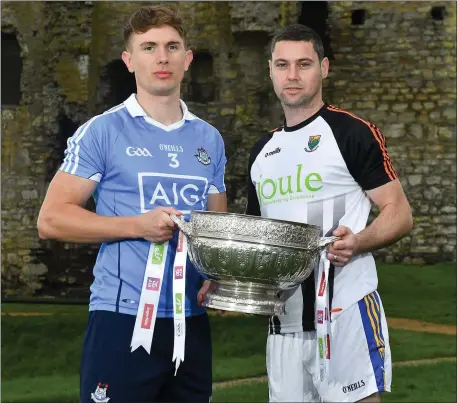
[[326, 105, 397, 181], [105, 102, 125, 113], [269, 126, 283, 134], [62, 104, 126, 174]]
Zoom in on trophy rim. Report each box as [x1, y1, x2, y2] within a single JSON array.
[[191, 210, 322, 231], [190, 233, 319, 251]]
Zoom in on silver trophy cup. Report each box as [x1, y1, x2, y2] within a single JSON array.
[[170, 211, 338, 316]]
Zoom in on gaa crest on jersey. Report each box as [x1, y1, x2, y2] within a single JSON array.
[[195, 147, 211, 165], [304, 135, 321, 152], [91, 382, 110, 402]]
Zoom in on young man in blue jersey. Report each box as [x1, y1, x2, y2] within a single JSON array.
[[38, 5, 227, 403]]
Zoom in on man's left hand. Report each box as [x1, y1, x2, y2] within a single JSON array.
[[197, 280, 217, 307], [326, 225, 359, 267]]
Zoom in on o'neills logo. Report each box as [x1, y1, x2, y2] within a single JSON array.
[[141, 304, 154, 329], [342, 380, 365, 393], [318, 272, 326, 296], [177, 231, 183, 252], [265, 147, 281, 158]]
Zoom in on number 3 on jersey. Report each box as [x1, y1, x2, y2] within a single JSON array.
[[168, 153, 180, 168]]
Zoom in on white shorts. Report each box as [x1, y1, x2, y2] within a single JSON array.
[[267, 291, 392, 402]]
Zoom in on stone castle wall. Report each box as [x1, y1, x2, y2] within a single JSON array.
[[1, 1, 455, 299], [324, 2, 456, 264]]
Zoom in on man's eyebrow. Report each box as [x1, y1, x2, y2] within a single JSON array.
[[273, 57, 314, 63], [139, 41, 181, 47]]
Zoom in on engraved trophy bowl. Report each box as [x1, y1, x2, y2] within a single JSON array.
[[170, 211, 338, 316]]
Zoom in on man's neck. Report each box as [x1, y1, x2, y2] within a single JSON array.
[[283, 98, 324, 128], [136, 88, 183, 126]]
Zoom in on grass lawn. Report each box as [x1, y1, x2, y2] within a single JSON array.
[[2, 311, 455, 381], [1, 316, 455, 402], [211, 361, 457, 402], [1, 262, 455, 402], [377, 262, 456, 325]]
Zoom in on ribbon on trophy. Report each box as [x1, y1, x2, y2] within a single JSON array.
[[172, 230, 187, 374], [315, 249, 332, 399], [131, 228, 188, 375]]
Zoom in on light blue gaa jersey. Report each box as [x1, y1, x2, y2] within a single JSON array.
[[59, 94, 226, 318]]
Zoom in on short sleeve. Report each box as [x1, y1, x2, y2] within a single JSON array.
[[208, 130, 227, 194], [245, 148, 261, 216], [59, 118, 105, 182], [245, 134, 272, 216], [345, 123, 398, 191]]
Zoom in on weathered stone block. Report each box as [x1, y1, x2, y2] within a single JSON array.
[[443, 107, 456, 121], [21, 263, 48, 276], [407, 175, 422, 186]]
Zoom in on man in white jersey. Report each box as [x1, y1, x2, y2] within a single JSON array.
[[246, 24, 413, 402], [38, 5, 226, 403]]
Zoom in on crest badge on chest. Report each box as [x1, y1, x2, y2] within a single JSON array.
[[195, 147, 211, 165], [304, 135, 321, 152]]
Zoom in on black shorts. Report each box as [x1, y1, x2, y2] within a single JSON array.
[[80, 310, 212, 403]]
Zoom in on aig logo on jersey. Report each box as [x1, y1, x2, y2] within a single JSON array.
[[126, 147, 152, 157], [138, 172, 208, 212]]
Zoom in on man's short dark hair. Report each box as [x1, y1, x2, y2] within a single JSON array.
[[270, 24, 325, 61], [123, 5, 187, 49]]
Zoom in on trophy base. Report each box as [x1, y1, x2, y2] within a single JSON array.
[[202, 280, 287, 316]]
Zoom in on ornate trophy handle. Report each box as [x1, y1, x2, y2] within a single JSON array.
[[170, 214, 191, 235], [318, 236, 341, 248]]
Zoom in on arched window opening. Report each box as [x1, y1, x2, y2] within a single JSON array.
[[188, 52, 216, 103], [1, 32, 23, 106]]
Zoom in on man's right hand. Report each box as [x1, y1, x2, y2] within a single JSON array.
[[134, 207, 182, 244]]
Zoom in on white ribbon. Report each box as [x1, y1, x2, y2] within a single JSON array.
[[315, 250, 332, 400], [172, 230, 187, 374], [131, 241, 169, 354], [131, 231, 188, 375]]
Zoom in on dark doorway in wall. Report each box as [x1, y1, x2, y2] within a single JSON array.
[[1, 32, 23, 106], [47, 113, 79, 179], [431, 6, 446, 21], [298, 2, 333, 60], [188, 51, 216, 103], [352, 9, 366, 25], [233, 30, 270, 90], [97, 59, 136, 112]]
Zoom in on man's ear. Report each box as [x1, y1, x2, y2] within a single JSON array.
[[321, 57, 329, 79], [122, 50, 134, 73], [184, 49, 193, 72]]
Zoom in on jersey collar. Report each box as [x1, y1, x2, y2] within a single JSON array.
[[283, 103, 327, 132], [124, 93, 195, 131]]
